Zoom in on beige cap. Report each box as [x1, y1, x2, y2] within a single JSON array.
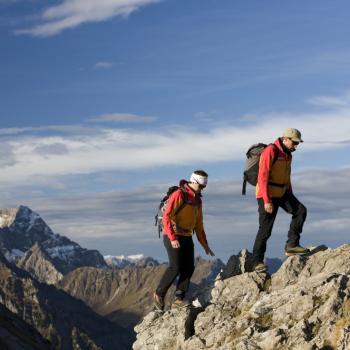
[[283, 128, 303, 142]]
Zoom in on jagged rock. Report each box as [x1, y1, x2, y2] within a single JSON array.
[[190, 272, 269, 349], [0, 206, 53, 261], [271, 244, 339, 290], [134, 245, 350, 350], [219, 249, 254, 279], [17, 243, 63, 284], [133, 308, 203, 350], [219, 249, 282, 280]]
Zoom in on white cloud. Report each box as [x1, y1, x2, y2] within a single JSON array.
[[2, 168, 349, 261], [94, 61, 114, 69], [15, 0, 162, 37], [88, 113, 157, 123], [0, 106, 350, 186]]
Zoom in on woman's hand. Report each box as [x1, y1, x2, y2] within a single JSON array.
[[171, 239, 180, 248], [204, 245, 215, 256]]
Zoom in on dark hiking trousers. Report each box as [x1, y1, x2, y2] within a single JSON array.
[[252, 192, 307, 264], [156, 235, 195, 299]]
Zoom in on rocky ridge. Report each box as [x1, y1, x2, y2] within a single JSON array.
[[0, 251, 131, 350], [134, 244, 350, 350], [58, 256, 224, 332]]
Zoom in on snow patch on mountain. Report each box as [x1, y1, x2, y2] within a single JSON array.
[[4, 249, 25, 262], [45, 244, 78, 261], [25, 211, 40, 232], [104, 254, 159, 268]]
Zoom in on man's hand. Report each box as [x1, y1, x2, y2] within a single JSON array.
[[264, 202, 274, 214], [171, 239, 180, 248], [204, 245, 215, 256]]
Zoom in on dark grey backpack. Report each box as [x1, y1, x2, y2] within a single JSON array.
[[242, 143, 278, 195], [154, 186, 189, 238]]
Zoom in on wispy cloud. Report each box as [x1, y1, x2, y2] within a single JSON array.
[[88, 113, 157, 123], [94, 61, 114, 69], [2, 168, 349, 261], [15, 0, 162, 37], [0, 103, 350, 186], [0, 124, 100, 137], [308, 91, 350, 108], [33, 142, 69, 157]]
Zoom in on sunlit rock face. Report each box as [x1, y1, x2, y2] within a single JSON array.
[[134, 245, 350, 350]]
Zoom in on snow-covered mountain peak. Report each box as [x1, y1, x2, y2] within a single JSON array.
[[0, 206, 107, 280], [0, 205, 53, 236]]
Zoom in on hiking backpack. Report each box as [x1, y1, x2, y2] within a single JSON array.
[[242, 143, 278, 195], [154, 186, 190, 238]]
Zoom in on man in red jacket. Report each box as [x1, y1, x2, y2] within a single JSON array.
[[253, 128, 309, 273], [154, 170, 214, 311]]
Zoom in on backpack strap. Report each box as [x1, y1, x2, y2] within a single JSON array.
[[156, 188, 189, 238], [174, 188, 189, 216], [242, 177, 247, 195], [270, 143, 279, 166]]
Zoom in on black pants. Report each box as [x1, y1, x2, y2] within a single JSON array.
[[156, 235, 195, 299], [252, 192, 307, 264]]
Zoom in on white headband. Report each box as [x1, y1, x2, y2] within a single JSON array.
[[190, 173, 208, 186]]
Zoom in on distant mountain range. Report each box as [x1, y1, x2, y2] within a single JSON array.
[[104, 254, 160, 268], [58, 255, 225, 332], [0, 205, 229, 349]]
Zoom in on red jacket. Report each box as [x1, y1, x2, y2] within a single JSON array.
[[162, 181, 208, 247], [256, 138, 293, 203]]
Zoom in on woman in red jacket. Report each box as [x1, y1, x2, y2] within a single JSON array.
[[154, 170, 214, 311]]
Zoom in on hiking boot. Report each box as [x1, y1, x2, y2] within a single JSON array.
[[153, 292, 164, 311], [171, 298, 191, 309], [254, 262, 268, 273], [285, 245, 310, 256]]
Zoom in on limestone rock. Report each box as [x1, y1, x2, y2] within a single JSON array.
[[219, 249, 282, 280], [17, 243, 63, 284], [134, 245, 350, 350], [133, 308, 202, 350]]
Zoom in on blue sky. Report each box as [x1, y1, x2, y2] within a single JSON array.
[[1, 0, 350, 262]]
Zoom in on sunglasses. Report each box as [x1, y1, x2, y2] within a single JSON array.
[[194, 181, 206, 190], [288, 138, 299, 146]]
